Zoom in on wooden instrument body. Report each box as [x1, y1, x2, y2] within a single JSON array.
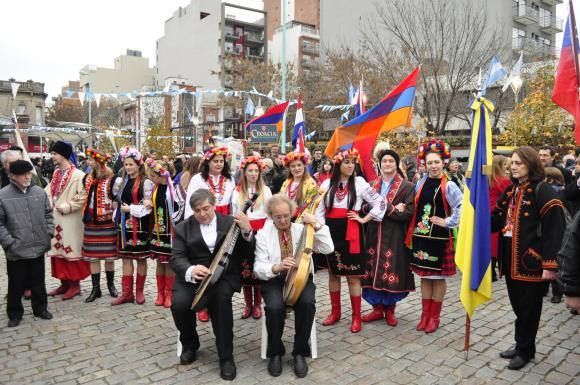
[[191, 193, 258, 310], [283, 191, 324, 306]]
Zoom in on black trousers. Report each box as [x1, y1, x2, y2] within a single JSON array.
[[261, 276, 315, 357], [502, 241, 544, 359], [7, 256, 48, 320], [171, 279, 235, 361], [544, 280, 563, 297]]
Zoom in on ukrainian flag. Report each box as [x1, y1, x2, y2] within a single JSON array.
[[455, 97, 493, 318]]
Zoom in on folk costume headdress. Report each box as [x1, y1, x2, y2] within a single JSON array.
[[145, 158, 178, 242], [50, 140, 78, 166], [203, 146, 230, 161], [86, 148, 110, 169], [283, 151, 310, 167], [119, 147, 144, 166], [417, 139, 451, 163], [240, 155, 266, 171], [333, 148, 361, 165]]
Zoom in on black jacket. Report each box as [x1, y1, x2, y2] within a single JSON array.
[[557, 211, 580, 297], [492, 180, 566, 281], [564, 173, 580, 216], [170, 213, 253, 292]]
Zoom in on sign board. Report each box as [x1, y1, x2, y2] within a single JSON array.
[[249, 124, 278, 143]]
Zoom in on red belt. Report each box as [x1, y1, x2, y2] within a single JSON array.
[[216, 205, 231, 215], [250, 218, 267, 231], [326, 208, 360, 254]]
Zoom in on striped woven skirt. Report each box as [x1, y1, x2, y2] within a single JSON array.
[[81, 223, 118, 262]]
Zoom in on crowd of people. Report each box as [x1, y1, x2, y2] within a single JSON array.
[[0, 139, 579, 381]]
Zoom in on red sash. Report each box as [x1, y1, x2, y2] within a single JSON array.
[[326, 208, 360, 254], [216, 205, 231, 215]]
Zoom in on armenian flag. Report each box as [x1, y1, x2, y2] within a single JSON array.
[[325, 67, 419, 180], [455, 97, 493, 318], [245, 100, 290, 133], [553, 0, 580, 146]]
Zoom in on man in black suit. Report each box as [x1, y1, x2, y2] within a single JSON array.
[[170, 189, 253, 381]]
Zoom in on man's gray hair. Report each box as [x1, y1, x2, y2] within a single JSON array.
[[189, 189, 216, 209], [0, 150, 22, 166], [265, 193, 297, 217]]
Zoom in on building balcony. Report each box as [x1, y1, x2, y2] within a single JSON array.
[[512, 5, 539, 25], [302, 43, 320, 55], [301, 58, 319, 68], [540, 0, 562, 6], [540, 15, 563, 34], [245, 32, 264, 44], [512, 37, 558, 59]]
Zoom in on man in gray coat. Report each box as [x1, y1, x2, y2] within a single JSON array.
[[0, 160, 55, 327]]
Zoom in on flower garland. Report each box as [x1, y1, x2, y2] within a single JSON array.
[[240, 155, 266, 170], [333, 148, 361, 165], [119, 146, 143, 165], [283, 151, 310, 167], [417, 139, 451, 163], [86, 148, 111, 167], [203, 146, 231, 161]]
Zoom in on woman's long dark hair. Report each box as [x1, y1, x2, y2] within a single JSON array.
[[324, 162, 356, 210], [513, 146, 545, 183], [200, 156, 232, 180]]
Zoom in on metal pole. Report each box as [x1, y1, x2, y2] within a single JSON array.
[[88, 79, 92, 146], [281, 0, 287, 154]]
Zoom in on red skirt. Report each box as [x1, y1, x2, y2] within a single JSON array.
[[216, 205, 231, 215], [51, 257, 91, 281]]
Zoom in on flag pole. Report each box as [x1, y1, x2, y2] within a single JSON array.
[[569, 0, 580, 96], [464, 313, 471, 360]]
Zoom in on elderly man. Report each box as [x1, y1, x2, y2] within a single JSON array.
[[254, 194, 334, 378], [0, 160, 55, 327], [170, 189, 254, 381]]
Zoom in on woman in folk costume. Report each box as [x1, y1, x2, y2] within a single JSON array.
[[279, 151, 318, 223], [82, 149, 118, 303], [111, 147, 153, 306], [405, 140, 462, 333], [359, 146, 416, 327], [315, 148, 386, 333], [46, 141, 90, 300], [184, 146, 235, 322], [145, 158, 185, 308], [232, 155, 272, 320]]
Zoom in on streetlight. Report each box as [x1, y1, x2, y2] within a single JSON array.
[[511, 76, 523, 104], [79, 69, 92, 144]]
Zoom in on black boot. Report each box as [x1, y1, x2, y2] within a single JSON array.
[[85, 273, 102, 303], [106, 270, 118, 297], [491, 259, 498, 282]]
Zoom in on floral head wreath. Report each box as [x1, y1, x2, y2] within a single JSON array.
[[86, 148, 110, 167], [203, 146, 231, 161], [283, 151, 310, 167], [417, 139, 451, 163], [145, 158, 170, 177], [240, 155, 266, 171], [119, 147, 144, 166], [333, 148, 361, 165]]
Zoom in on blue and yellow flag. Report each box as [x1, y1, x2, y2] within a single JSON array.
[[455, 97, 494, 318]]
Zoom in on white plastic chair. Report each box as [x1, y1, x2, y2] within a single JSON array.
[[260, 303, 317, 359]]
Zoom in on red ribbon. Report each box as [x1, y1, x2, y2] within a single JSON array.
[[326, 208, 360, 254]]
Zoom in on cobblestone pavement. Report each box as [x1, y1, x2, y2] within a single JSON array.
[[0, 255, 579, 385]]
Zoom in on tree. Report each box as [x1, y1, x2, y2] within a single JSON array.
[[500, 65, 574, 149], [363, 0, 506, 134], [144, 118, 175, 157]]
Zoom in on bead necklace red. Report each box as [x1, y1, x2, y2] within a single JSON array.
[[336, 181, 348, 202], [287, 179, 299, 201], [207, 174, 225, 201]]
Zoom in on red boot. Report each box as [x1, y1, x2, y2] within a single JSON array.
[[425, 300, 442, 333], [416, 298, 432, 331], [361, 304, 385, 322], [241, 286, 252, 319], [48, 280, 69, 297], [253, 287, 262, 319], [62, 280, 81, 300], [350, 295, 362, 333], [385, 304, 398, 327], [111, 275, 134, 305], [135, 274, 146, 305], [164, 275, 174, 308], [155, 275, 165, 306], [322, 291, 341, 326], [197, 309, 209, 322]]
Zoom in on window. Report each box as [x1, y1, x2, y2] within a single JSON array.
[[17, 103, 25, 114], [35, 106, 42, 124]]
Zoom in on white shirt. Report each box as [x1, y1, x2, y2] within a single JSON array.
[[315, 176, 387, 224], [254, 221, 334, 280], [184, 214, 218, 283], [231, 186, 272, 220], [184, 173, 235, 219]]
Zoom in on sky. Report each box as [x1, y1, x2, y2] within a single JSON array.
[[0, 0, 577, 101], [0, 0, 262, 100]]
